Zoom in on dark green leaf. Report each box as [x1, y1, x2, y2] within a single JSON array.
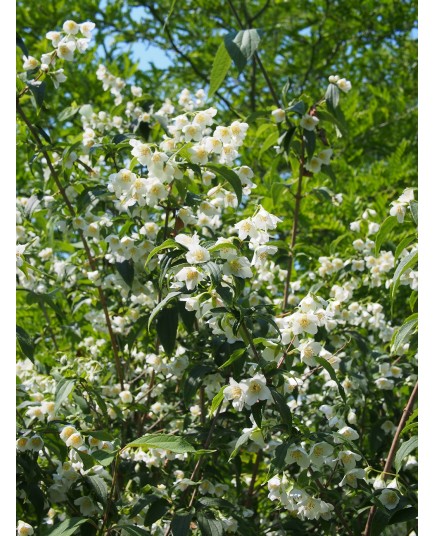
[[270, 388, 292, 431], [183, 364, 213, 405], [116, 260, 135, 288], [205, 163, 243, 205], [116, 525, 151, 536], [85, 475, 108, 504], [156, 305, 178, 356], [388, 506, 418, 525], [391, 249, 418, 301], [224, 29, 261, 73], [148, 291, 182, 329], [196, 512, 224, 536], [145, 239, 179, 268], [144, 498, 170, 526], [208, 41, 231, 97], [171, 513, 192, 536], [316, 357, 347, 403], [218, 348, 246, 369], [27, 80, 46, 108], [16, 325, 35, 362], [251, 400, 266, 428], [304, 129, 316, 160], [209, 386, 225, 416], [17, 33, 29, 56]]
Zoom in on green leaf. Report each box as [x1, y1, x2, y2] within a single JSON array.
[[202, 261, 222, 286], [144, 498, 170, 526], [209, 386, 225, 416], [85, 475, 108, 504], [156, 304, 178, 356], [145, 239, 179, 268], [196, 512, 224, 536], [390, 249, 418, 301], [304, 129, 316, 160], [125, 434, 197, 454], [55, 378, 76, 413], [183, 364, 213, 405], [47, 517, 91, 536], [208, 41, 231, 98], [375, 216, 398, 256], [218, 348, 246, 369], [315, 357, 347, 404], [224, 29, 261, 73], [390, 313, 418, 354], [409, 201, 418, 225], [394, 234, 416, 261], [198, 497, 233, 509], [17, 33, 29, 56], [115, 525, 151, 536], [387, 506, 418, 525], [259, 130, 279, 157], [90, 449, 117, 467], [229, 430, 251, 460], [205, 163, 243, 205], [370, 508, 392, 536], [148, 291, 182, 329], [74, 449, 96, 471], [271, 442, 290, 471], [116, 260, 135, 287], [270, 388, 292, 431], [16, 325, 35, 362], [171, 513, 193, 536], [27, 80, 46, 108], [58, 106, 80, 122], [251, 400, 266, 428], [325, 83, 340, 109], [395, 435, 418, 473]]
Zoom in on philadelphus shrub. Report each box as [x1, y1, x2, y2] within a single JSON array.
[[16, 18, 417, 536]]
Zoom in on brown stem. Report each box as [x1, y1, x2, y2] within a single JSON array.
[[40, 301, 59, 351], [282, 136, 305, 311], [363, 381, 418, 536], [185, 402, 224, 509], [17, 99, 124, 389], [101, 453, 120, 535], [246, 450, 262, 503]]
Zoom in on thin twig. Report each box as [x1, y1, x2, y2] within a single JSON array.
[[17, 99, 124, 389], [282, 135, 305, 311], [363, 381, 418, 536]]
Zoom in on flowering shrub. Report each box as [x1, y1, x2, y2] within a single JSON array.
[[16, 7, 417, 536]]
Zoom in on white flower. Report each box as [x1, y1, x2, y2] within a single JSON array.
[[74, 495, 97, 516], [300, 114, 319, 131], [46, 31, 62, 46], [63, 20, 79, 34], [337, 78, 352, 93], [305, 156, 322, 174], [51, 69, 67, 89], [186, 245, 210, 264], [223, 378, 248, 411], [375, 377, 394, 390], [22, 56, 39, 71], [119, 390, 134, 404], [66, 432, 84, 448], [175, 266, 205, 290], [222, 255, 253, 279], [243, 374, 272, 406], [336, 426, 360, 443], [290, 312, 319, 335], [80, 21, 96, 37], [378, 489, 400, 510], [338, 450, 362, 470], [17, 521, 34, 536], [57, 39, 76, 61], [60, 425, 78, 442], [339, 468, 365, 488], [272, 108, 286, 123], [317, 148, 333, 165], [16, 437, 30, 452], [285, 446, 310, 468], [252, 207, 282, 231], [309, 442, 334, 466], [390, 202, 407, 223]]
